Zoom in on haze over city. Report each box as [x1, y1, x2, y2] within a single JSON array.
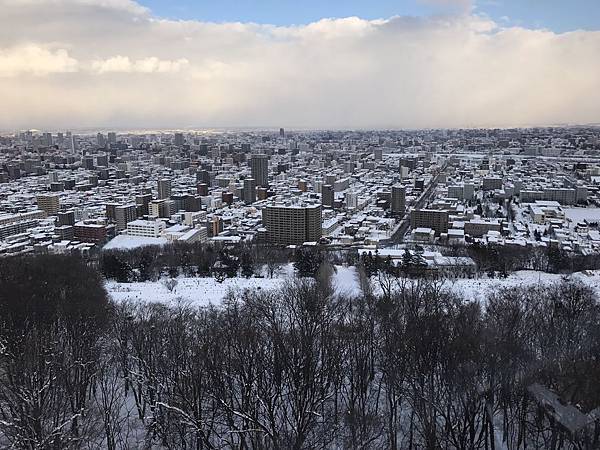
[[2, 0, 599, 130]]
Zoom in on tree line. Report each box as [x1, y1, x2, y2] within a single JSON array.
[[0, 254, 599, 448], [98, 240, 600, 285]]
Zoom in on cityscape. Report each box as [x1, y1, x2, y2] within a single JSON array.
[[2, 127, 600, 268], [1, 0, 600, 449]]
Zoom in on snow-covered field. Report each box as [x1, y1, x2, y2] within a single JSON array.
[[564, 207, 600, 225], [104, 234, 167, 250], [449, 270, 600, 303], [105, 265, 600, 307], [107, 276, 285, 306], [106, 265, 361, 306]]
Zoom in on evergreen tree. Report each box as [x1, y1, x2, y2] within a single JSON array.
[[240, 251, 254, 278], [294, 247, 323, 278], [102, 253, 131, 282]]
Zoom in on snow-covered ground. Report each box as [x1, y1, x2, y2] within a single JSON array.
[[564, 207, 600, 226], [106, 264, 361, 306], [448, 270, 600, 303], [104, 234, 167, 250], [107, 276, 285, 307], [105, 265, 600, 307]]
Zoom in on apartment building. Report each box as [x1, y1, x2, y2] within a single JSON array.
[[36, 194, 60, 216], [410, 209, 449, 236], [262, 202, 322, 245]]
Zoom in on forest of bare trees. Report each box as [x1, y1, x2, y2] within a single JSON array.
[[0, 254, 599, 449]]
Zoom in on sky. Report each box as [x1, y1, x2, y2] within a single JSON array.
[[138, 0, 600, 33], [1, 0, 599, 130]]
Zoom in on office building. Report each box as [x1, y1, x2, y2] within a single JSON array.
[[127, 219, 166, 238], [250, 154, 269, 188], [322, 184, 334, 207], [174, 133, 185, 147], [158, 179, 172, 199], [243, 177, 256, 204], [391, 185, 406, 215]]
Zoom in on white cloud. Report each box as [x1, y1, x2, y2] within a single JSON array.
[[91, 56, 189, 73], [0, 0, 599, 129], [0, 45, 78, 76]]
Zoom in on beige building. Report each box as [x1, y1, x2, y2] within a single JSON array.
[[36, 194, 60, 216]]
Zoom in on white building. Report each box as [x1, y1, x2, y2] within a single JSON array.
[[127, 219, 166, 238]]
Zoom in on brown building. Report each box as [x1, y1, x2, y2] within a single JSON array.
[[74, 222, 107, 243], [410, 209, 449, 236], [262, 203, 322, 245]]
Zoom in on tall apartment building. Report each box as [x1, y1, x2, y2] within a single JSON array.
[[135, 193, 153, 216], [250, 154, 269, 188], [346, 192, 358, 209], [373, 148, 383, 161], [149, 199, 173, 218], [322, 184, 334, 207], [410, 209, 449, 236], [115, 204, 137, 231], [57, 210, 75, 226], [243, 177, 256, 204], [36, 194, 60, 216], [391, 185, 406, 215], [158, 179, 172, 199], [262, 203, 322, 245], [174, 133, 185, 147]]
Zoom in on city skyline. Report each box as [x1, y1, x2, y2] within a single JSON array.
[[1, 0, 599, 130]]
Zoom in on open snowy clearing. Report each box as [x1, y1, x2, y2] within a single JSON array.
[[106, 265, 360, 306], [564, 207, 600, 226], [448, 270, 600, 303], [105, 266, 600, 307]]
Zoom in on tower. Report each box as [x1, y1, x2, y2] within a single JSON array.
[[250, 154, 269, 188], [158, 179, 172, 200]]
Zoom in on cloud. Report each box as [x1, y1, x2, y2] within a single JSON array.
[[0, 0, 599, 129], [0, 45, 78, 76], [91, 56, 189, 73]]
